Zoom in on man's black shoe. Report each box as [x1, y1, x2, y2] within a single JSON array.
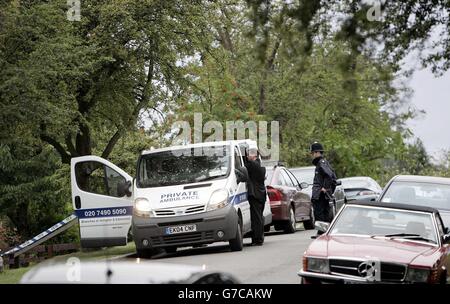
[[250, 241, 264, 246]]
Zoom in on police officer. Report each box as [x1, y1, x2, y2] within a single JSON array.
[[245, 148, 266, 246], [310, 142, 337, 234]]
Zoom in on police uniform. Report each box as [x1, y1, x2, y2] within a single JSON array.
[[311, 143, 336, 226]]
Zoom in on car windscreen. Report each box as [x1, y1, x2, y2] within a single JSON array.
[[330, 205, 438, 243], [380, 181, 450, 211], [290, 168, 314, 184], [137, 145, 230, 188]]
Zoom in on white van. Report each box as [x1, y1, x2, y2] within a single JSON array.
[[70, 140, 272, 257]]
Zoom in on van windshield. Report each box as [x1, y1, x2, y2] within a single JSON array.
[[137, 145, 231, 188]]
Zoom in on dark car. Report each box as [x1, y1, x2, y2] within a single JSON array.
[[298, 201, 450, 284], [289, 166, 346, 218], [378, 175, 450, 228], [265, 165, 314, 232], [340, 176, 382, 203]]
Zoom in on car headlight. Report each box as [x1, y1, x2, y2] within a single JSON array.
[[305, 257, 330, 273], [206, 189, 229, 211], [134, 198, 152, 217], [405, 267, 430, 283]]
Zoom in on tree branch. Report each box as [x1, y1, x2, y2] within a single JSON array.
[[40, 134, 71, 164], [65, 134, 78, 157], [101, 129, 122, 159]]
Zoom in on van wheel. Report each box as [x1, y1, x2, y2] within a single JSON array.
[[165, 247, 177, 254], [229, 220, 243, 251], [303, 207, 315, 230], [136, 248, 158, 259], [283, 206, 296, 234]]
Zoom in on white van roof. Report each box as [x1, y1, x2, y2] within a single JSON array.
[[141, 139, 257, 156]]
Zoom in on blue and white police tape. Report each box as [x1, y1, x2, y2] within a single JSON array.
[[0, 214, 78, 257]]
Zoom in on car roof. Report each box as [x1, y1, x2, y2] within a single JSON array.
[[392, 175, 450, 185], [141, 139, 257, 156], [347, 200, 439, 214], [340, 176, 372, 182], [289, 166, 315, 171]]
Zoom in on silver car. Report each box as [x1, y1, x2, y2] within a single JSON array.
[[340, 176, 382, 202], [20, 260, 240, 284], [378, 175, 450, 228]]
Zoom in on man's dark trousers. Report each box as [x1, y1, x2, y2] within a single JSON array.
[[249, 197, 265, 244], [312, 193, 331, 234]]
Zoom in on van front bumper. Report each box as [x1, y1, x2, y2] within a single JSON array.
[[132, 203, 238, 249]]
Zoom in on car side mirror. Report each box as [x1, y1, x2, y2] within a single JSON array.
[[299, 182, 309, 189], [314, 221, 330, 233], [335, 180, 342, 186], [117, 180, 132, 197], [235, 167, 248, 184], [443, 233, 450, 244]]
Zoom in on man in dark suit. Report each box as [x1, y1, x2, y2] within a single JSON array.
[[245, 148, 266, 246]]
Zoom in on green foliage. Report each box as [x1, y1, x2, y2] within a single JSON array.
[[0, 140, 73, 241], [0, 0, 447, 245]]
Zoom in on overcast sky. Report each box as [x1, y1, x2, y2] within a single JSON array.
[[406, 67, 450, 160]]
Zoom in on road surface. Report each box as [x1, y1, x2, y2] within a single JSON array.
[[126, 224, 315, 284]]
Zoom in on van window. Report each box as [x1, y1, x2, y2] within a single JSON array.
[[75, 161, 126, 197], [137, 145, 231, 188]]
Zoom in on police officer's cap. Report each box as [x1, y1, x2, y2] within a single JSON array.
[[310, 142, 324, 152]]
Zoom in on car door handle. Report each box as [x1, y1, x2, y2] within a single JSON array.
[[75, 196, 81, 209]]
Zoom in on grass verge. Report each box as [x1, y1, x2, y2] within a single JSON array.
[[0, 242, 136, 284]]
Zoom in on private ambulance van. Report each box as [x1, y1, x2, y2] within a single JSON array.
[[70, 140, 272, 257]]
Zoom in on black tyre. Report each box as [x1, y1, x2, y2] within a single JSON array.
[[136, 248, 158, 259], [274, 224, 284, 231], [283, 206, 296, 234], [229, 220, 243, 251], [165, 247, 177, 254], [264, 225, 271, 233], [303, 207, 315, 230]]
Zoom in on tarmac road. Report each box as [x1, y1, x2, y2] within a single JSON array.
[[126, 224, 315, 284]]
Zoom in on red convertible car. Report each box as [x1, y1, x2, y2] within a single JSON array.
[[298, 201, 450, 284]]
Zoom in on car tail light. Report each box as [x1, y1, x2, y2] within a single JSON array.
[[267, 186, 282, 202]]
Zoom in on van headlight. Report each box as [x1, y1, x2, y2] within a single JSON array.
[[304, 257, 330, 273], [405, 267, 430, 283], [134, 198, 152, 217], [206, 189, 229, 211]]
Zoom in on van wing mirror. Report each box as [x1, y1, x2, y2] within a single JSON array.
[[235, 167, 248, 184], [335, 180, 342, 186], [314, 221, 330, 233], [117, 180, 132, 197]]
